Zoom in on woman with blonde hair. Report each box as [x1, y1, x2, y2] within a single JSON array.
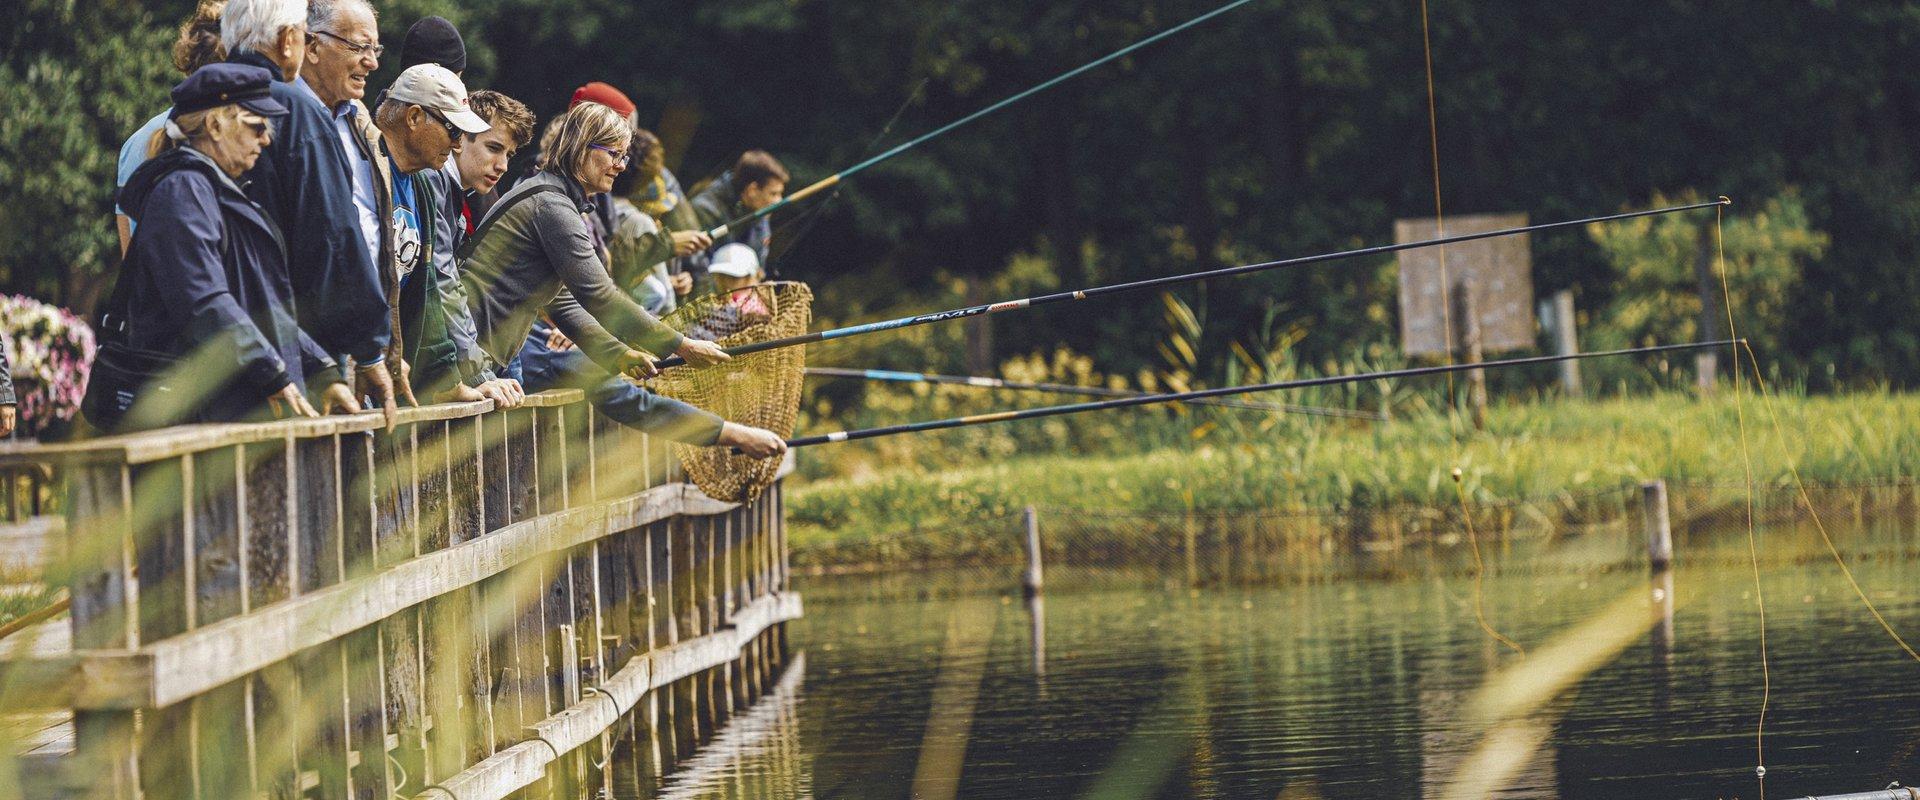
[[87, 64, 335, 431], [458, 101, 786, 459]]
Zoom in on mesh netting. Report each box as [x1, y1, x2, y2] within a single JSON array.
[[645, 281, 812, 502]]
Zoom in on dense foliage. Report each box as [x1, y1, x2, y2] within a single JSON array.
[[3, 0, 1914, 386]]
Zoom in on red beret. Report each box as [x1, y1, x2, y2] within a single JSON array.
[[571, 81, 636, 116]]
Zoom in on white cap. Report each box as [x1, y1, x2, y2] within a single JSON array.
[[708, 243, 760, 278], [387, 64, 489, 134]]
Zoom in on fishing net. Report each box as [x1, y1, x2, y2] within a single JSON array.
[[645, 281, 812, 502]]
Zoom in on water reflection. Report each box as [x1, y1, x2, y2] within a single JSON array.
[[670, 517, 1920, 799]]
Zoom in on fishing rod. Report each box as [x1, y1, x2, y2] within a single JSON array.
[[778, 340, 1739, 448], [662, 197, 1729, 368], [805, 366, 1385, 420], [701, 0, 1262, 241]]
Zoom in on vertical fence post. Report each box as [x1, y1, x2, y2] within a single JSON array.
[[1641, 479, 1673, 571], [1453, 280, 1488, 431], [1551, 289, 1582, 396], [1022, 506, 1043, 598]]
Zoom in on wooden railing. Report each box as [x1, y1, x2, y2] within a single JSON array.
[[0, 390, 797, 800]]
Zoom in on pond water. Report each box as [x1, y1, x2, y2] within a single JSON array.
[[660, 518, 1920, 800]]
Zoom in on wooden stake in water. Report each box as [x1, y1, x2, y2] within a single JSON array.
[[1642, 479, 1674, 572], [1022, 506, 1043, 598]]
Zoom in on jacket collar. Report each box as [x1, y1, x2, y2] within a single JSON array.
[[536, 168, 595, 214], [229, 50, 286, 82]]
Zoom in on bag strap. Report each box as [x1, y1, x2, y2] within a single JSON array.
[[456, 183, 567, 262]]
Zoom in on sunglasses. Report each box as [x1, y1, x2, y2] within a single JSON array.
[[424, 109, 461, 142], [588, 143, 631, 166]]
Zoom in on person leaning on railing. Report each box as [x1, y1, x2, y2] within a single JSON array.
[[95, 64, 330, 429], [457, 102, 787, 459]]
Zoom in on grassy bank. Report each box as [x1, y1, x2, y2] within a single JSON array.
[[786, 391, 1918, 556]]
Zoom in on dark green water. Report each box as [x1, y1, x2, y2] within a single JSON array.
[[662, 519, 1920, 800]]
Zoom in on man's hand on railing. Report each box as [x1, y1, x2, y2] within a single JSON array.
[[321, 380, 359, 415], [356, 362, 400, 430], [479, 378, 525, 409], [269, 383, 320, 419]]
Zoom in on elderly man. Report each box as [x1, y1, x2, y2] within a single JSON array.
[[221, 0, 398, 424], [301, 0, 430, 404], [367, 65, 491, 400]]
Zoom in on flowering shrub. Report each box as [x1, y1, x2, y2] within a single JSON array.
[[0, 295, 96, 439]]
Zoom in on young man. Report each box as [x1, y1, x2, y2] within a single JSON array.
[[690, 150, 786, 260], [688, 150, 786, 292], [416, 89, 534, 405]]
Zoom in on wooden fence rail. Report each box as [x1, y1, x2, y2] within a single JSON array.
[[0, 390, 798, 800]]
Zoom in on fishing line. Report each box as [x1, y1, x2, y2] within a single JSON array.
[[1712, 201, 1771, 797], [1452, 467, 1526, 654], [1419, 0, 1458, 397], [659, 200, 1727, 369], [768, 78, 931, 272], [780, 341, 1735, 448], [1739, 341, 1920, 665], [805, 366, 1384, 419], [1420, 0, 1512, 655], [701, 0, 1265, 241]]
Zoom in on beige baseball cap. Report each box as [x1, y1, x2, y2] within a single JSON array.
[[387, 64, 489, 134]]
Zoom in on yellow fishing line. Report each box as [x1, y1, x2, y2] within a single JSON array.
[[1419, 0, 1457, 395], [1454, 468, 1525, 655], [1740, 340, 1920, 664], [1712, 202, 1770, 796]]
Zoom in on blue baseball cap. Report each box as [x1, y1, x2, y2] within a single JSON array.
[[170, 63, 288, 119]]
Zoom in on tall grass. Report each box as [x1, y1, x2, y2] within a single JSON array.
[[787, 390, 1919, 549]]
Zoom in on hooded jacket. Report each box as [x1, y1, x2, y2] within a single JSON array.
[[229, 51, 390, 369], [118, 146, 333, 422], [459, 169, 685, 373]]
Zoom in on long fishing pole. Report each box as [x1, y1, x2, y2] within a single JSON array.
[[779, 340, 1739, 448], [702, 0, 1263, 241], [805, 366, 1385, 420], [663, 197, 1729, 368]]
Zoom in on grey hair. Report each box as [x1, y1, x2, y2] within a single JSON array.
[[306, 0, 374, 36], [220, 0, 306, 56]]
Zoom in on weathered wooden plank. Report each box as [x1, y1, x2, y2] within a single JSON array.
[[240, 438, 293, 609], [251, 662, 302, 799], [505, 410, 537, 524], [294, 644, 351, 799], [535, 406, 566, 514], [344, 627, 392, 799], [191, 446, 243, 628], [339, 430, 378, 579], [66, 462, 138, 799], [294, 436, 342, 593], [192, 677, 251, 800]]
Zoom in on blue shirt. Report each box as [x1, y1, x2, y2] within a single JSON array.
[[389, 155, 423, 285], [115, 110, 171, 221]]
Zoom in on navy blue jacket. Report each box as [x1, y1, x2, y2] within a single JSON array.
[[119, 146, 332, 422], [229, 51, 389, 367]]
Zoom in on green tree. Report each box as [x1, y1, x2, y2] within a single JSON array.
[[1589, 190, 1827, 371], [0, 0, 174, 313]]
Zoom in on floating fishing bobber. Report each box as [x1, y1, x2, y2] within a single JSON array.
[[1451, 467, 1463, 481]]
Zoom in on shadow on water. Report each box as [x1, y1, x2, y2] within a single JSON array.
[[671, 515, 1920, 800]]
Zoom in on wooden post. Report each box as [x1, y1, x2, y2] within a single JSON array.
[[1551, 289, 1582, 396], [1452, 281, 1488, 431], [1021, 506, 1043, 598], [1693, 223, 1722, 393], [1641, 480, 1673, 571]]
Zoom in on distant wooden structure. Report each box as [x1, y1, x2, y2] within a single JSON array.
[[1395, 213, 1536, 358], [0, 389, 797, 800]]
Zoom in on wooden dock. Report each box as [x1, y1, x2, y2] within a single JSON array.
[[0, 389, 799, 799]]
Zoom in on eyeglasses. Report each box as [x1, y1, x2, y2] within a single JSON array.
[[588, 143, 631, 166], [312, 29, 384, 59]]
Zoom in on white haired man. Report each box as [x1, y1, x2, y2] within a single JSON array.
[[221, 0, 401, 425]]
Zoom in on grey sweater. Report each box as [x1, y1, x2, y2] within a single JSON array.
[[459, 170, 685, 372]]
